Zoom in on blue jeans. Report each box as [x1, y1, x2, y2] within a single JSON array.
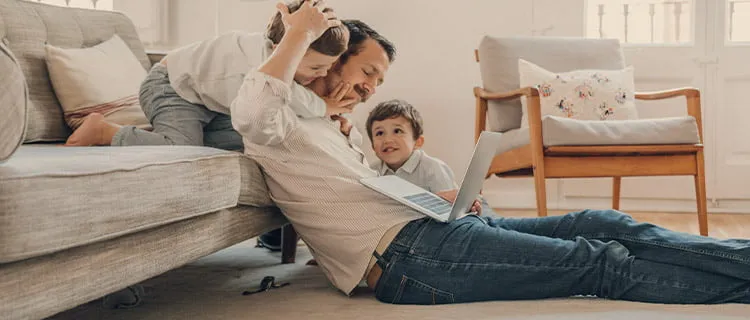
[[374, 210, 750, 305], [112, 64, 243, 151]]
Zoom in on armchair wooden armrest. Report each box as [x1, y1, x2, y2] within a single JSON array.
[[474, 87, 543, 148], [635, 87, 700, 100], [474, 86, 540, 101], [636, 87, 703, 143], [146, 50, 168, 67]]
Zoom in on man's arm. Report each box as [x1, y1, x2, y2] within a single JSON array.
[[231, 71, 298, 146], [231, 1, 339, 145]]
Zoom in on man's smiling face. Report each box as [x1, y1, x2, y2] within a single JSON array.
[[313, 38, 391, 109]]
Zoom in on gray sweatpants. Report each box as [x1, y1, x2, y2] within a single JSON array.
[[112, 64, 243, 151]]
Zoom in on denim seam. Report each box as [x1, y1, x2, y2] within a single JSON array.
[[406, 219, 432, 255], [403, 251, 599, 271], [602, 264, 747, 295], [580, 233, 750, 264], [392, 274, 455, 304]]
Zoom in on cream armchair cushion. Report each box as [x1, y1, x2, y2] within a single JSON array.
[[518, 59, 639, 127], [477, 36, 626, 132]]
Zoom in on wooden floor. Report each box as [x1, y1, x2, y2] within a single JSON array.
[[497, 209, 750, 239]]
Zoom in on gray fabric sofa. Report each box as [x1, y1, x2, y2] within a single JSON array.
[[0, 1, 293, 318]]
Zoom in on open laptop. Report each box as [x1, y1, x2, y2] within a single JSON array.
[[360, 131, 504, 222]]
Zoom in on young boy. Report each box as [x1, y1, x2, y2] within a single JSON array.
[[65, 0, 354, 148], [365, 99, 494, 215]]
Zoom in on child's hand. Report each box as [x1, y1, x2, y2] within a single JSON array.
[[472, 200, 482, 216], [436, 189, 482, 215], [276, 0, 341, 43], [324, 81, 359, 116], [330, 114, 353, 136]]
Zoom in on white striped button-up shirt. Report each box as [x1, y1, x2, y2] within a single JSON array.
[[231, 71, 423, 294]]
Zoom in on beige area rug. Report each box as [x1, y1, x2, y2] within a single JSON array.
[[51, 240, 750, 320]]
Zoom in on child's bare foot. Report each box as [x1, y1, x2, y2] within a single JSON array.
[[65, 113, 117, 146]]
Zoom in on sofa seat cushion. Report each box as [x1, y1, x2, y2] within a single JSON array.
[[498, 116, 700, 150], [0, 145, 271, 263]]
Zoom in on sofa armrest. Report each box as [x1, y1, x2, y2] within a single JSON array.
[[146, 50, 168, 67]]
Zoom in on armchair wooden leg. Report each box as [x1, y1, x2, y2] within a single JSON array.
[[533, 169, 548, 217], [695, 151, 709, 236], [281, 224, 298, 264], [612, 177, 621, 210]]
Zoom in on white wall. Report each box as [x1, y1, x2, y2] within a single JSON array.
[[131, 0, 586, 209]]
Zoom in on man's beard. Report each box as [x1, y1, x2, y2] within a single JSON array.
[[326, 67, 369, 103]]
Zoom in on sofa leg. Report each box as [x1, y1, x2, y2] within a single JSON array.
[[281, 224, 298, 264]]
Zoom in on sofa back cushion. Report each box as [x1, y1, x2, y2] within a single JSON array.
[[0, 41, 26, 162], [477, 36, 626, 132], [0, 0, 150, 142]]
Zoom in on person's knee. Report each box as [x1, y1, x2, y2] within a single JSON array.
[[573, 209, 635, 225], [163, 134, 204, 146]]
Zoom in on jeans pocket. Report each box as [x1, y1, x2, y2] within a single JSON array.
[[392, 275, 455, 305]]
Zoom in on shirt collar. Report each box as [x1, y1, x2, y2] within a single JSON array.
[[378, 149, 423, 175]]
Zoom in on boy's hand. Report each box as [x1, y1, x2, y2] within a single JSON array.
[[324, 81, 359, 116], [330, 114, 353, 136], [277, 0, 341, 43], [435, 190, 483, 216]]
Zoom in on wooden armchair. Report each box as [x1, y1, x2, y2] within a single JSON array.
[[474, 37, 708, 236]]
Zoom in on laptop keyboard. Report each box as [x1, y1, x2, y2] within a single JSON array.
[[404, 193, 453, 215]]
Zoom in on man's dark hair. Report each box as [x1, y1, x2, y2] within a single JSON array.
[[366, 99, 423, 143], [340, 19, 396, 65], [266, 0, 348, 56]]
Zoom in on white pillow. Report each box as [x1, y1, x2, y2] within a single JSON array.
[[45, 34, 151, 130], [518, 58, 638, 128]]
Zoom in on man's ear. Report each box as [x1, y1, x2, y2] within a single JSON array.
[[414, 136, 425, 149]]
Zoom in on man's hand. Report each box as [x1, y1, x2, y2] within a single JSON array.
[[324, 81, 358, 116], [435, 189, 482, 216], [277, 0, 341, 43], [330, 114, 353, 136]]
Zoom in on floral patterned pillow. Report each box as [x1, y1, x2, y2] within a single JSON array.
[[518, 58, 638, 128]]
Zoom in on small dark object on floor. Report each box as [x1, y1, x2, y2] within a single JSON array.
[[102, 285, 144, 309], [242, 276, 290, 296], [255, 228, 282, 252], [306, 259, 318, 266]]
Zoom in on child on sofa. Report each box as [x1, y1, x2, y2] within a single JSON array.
[[65, 0, 353, 149], [65, 0, 354, 251]]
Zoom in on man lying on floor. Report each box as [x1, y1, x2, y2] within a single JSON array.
[[231, 7, 750, 305]]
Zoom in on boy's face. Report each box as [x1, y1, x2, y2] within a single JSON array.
[[295, 50, 340, 86], [371, 116, 424, 170]]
